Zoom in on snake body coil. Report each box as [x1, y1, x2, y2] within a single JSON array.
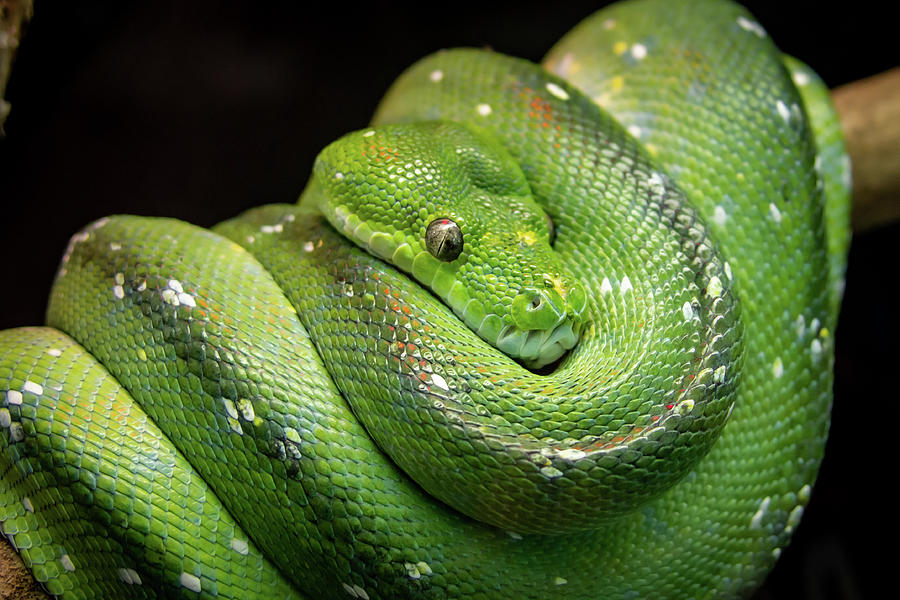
[[1, 0, 849, 598]]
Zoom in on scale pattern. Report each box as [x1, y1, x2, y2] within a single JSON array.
[[1, 0, 847, 598]]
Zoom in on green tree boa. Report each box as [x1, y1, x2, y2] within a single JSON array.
[[1, 0, 849, 598]]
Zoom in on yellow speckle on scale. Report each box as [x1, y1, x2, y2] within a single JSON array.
[[517, 230, 537, 245], [610, 76, 625, 92], [772, 358, 784, 378], [613, 41, 628, 55], [707, 276, 723, 298]]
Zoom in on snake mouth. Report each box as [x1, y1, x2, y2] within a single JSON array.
[[496, 318, 583, 368]]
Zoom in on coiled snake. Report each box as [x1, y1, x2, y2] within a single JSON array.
[[0, 0, 850, 598]]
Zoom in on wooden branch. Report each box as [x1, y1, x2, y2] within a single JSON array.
[[0, 0, 32, 133], [834, 67, 900, 232]]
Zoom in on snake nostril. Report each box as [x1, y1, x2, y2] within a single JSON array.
[[530, 296, 543, 310]]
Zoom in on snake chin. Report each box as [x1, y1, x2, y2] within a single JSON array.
[[497, 319, 582, 369]]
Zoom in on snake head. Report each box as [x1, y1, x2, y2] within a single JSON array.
[[311, 121, 588, 368]]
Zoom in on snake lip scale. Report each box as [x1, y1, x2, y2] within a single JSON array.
[[0, 0, 848, 598]]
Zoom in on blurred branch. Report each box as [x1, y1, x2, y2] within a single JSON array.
[[1, 0, 32, 133], [833, 67, 900, 232]]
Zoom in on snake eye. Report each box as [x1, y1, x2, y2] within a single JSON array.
[[545, 212, 556, 246], [426, 218, 463, 262]]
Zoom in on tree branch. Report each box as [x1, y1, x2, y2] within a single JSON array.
[[833, 67, 900, 232]]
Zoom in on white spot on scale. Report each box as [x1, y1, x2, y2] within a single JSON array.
[[230, 537, 249, 555], [545, 82, 570, 101], [776, 99, 791, 122], [810, 317, 821, 335], [303, 241, 315, 252], [0, 409, 11, 428], [161, 289, 179, 306], [118, 567, 142, 585], [840, 154, 853, 189], [238, 398, 255, 421], [627, 124, 642, 139], [429, 69, 444, 82], [362, 130, 375, 137], [168, 279, 183, 293], [115, 273, 125, 285], [792, 71, 810, 86], [737, 15, 766, 37], [750, 496, 771, 529], [682, 301, 694, 321], [714, 365, 727, 383], [707, 276, 723, 298], [555, 576, 568, 585], [810, 339, 823, 357], [23, 381, 43, 395], [60, 554, 75, 572], [113, 285, 125, 299], [476, 103, 492, 116], [620, 276, 633, 295], [648, 171, 666, 191], [430, 373, 449, 391], [178, 293, 196, 307], [223, 399, 239, 420], [6, 390, 23, 405], [602, 18, 616, 30], [540, 465, 564, 479], [557, 448, 586, 461], [22, 496, 34, 512], [674, 399, 694, 414], [599, 277, 612, 295], [768, 203, 782, 224], [180, 572, 202, 593], [260, 223, 283, 234], [724, 262, 733, 281], [772, 357, 784, 378], [630, 43, 647, 60], [354, 585, 371, 599], [785, 504, 805, 534], [795, 314, 806, 338], [334, 172, 344, 180], [713, 205, 727, 226], [9, 423, 24, 441], [109, 242, 122, 251]]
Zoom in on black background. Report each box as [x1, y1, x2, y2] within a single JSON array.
[[1, 2, 896, 598]]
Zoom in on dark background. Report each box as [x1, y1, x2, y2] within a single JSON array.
[[1, 2, 895, 598]]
